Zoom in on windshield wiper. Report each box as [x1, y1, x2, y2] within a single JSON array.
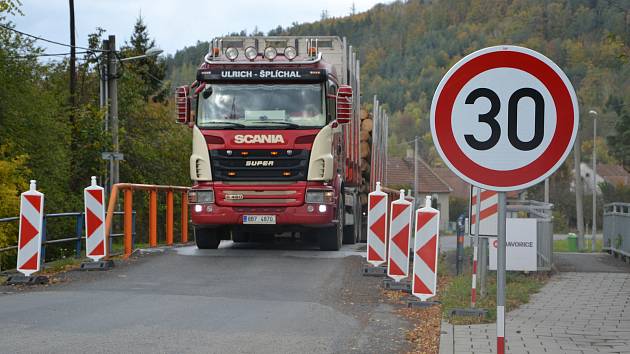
[[254, 121, 300, 129], [200, 121, 246, 129]]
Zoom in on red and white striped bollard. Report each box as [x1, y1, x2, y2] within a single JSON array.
[[387, 190, 412, 282], [84, 176, 106, 261], [367, 182, 388, 267], [16, 180, 45, 276], [412, 195, 440, 300]]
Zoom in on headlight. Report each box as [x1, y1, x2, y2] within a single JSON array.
[[225, 47, 239, 61], [188, 189, 215, 204], [264, 47, 277, 60], [306, 189, 334, 204], [244, 46, 257, 60], [284, 46, 297, 60]]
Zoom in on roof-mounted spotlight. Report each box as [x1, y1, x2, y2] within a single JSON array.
[[225, 47, 239, 61], [284, 46, 297, 60], [264, 47, 277, 61], [244, 46, 258, 61]]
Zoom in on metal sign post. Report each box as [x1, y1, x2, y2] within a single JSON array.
[[471, 187, 481, 307], [497, 192, 507, 353]]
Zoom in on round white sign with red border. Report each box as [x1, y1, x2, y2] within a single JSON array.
[[430, 45, 579, 191]]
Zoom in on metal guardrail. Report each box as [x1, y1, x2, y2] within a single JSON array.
[[603, 202, 630, 258], [0, 211, 135, 271]]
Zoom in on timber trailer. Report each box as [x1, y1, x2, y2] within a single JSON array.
[[175, 36, 365, 251]]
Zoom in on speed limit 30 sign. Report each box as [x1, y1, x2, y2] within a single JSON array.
[[430, 46, 578, 191]]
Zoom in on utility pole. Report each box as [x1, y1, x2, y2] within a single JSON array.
[[590, 110, 598, 252], [101, 38, 110, 198], [68, 0, 76, 116], [413, 136, 418, 201], [107, 35, 120, 188], [544, 178, 549, 203], [573, 130, 585, 250], [68, 0, 77, 191]]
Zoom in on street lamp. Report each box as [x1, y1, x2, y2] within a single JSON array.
[[100, 34, 163, 197], [589, 109, 598, 252], [119, 47, 164, 62]]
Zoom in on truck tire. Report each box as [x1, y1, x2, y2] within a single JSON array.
[[342, 192, 358, 244], [319, 198, 343, 251], [195, 228, 221, 249], [343, 225, 356, 244]]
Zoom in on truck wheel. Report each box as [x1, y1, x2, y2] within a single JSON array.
[[195, 228, 221, 249], [343, 225, 356, 244], [319, 198, 343, 251], [343, 194, 356, 244]]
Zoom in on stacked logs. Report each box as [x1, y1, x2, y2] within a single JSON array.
[[359, 109, 373, 209]]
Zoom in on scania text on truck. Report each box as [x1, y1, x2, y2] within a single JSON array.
[[175, 36, 363, 251]]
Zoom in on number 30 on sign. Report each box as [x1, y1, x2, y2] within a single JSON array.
[[430, 46, 579, 191]]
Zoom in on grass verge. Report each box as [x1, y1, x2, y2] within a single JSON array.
[[41, 257, 85, 274], [436, 252, 549, 325], [553, 238, 603, 252]]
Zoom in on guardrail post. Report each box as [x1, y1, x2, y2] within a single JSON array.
[[149, 189, 157, 247], [166, 190, 173, 246], [76, 212, 84, 258], [124, 188, 133, 257], [40, 216, 47, 264], [104, 185, 119, 258], [132, 211, 136, 249], [181, 191, 188, 243]]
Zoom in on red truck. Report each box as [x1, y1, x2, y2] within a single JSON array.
[[175, 36, 363, 250]]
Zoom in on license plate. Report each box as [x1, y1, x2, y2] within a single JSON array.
[[242, 215, 276, 224]]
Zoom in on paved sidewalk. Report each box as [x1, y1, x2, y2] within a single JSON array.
[[440, 272, 630, 353]]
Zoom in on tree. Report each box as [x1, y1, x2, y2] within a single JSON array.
[[122, 15, 167, 101], [608, 107, 630, 170]]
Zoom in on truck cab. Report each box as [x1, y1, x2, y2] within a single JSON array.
[[176, 36, 362, 251]]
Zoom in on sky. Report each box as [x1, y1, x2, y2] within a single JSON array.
[[10, 0, 389, 56]]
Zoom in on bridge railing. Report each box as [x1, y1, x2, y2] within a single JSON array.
[[603, 202, 630, 258], [105, 183, 190, 258]]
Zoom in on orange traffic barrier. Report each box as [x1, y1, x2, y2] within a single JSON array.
[[104, 183, 190, 258], [181, 192, 188, 243]]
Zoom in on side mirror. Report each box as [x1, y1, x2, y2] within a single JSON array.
[[175, 85, 191, 124], [336, 85, 353, 124]]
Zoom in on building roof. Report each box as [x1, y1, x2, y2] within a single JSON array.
[[386, 157, 452, 193], [597, 164, 630, 186], [434, 166, 524, 200], [434, 167, 470, 199]]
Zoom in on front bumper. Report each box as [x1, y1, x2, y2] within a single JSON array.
[[191, 202, 335, 228]]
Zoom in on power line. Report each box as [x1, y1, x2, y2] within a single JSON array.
[[0, 24, 109, 53], [8, 51, 91, 59]]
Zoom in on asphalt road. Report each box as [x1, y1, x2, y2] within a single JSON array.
[[0, 240, 412, 354]]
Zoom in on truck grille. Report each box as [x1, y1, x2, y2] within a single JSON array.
[[215, 187, 304, 207], [210, 149, 309, 181]]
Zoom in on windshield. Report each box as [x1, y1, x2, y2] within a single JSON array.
[[197, 84, 326, 129]]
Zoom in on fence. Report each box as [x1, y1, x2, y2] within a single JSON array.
[[0, 211, 134, 272], [507, 199, 554, 271], [603, 203, 630, 259]]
